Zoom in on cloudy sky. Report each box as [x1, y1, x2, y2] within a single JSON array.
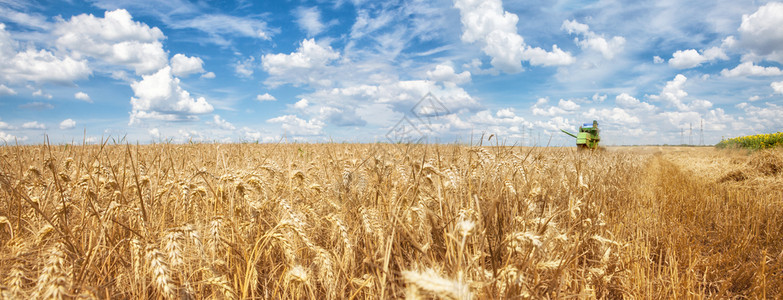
[[1, 0, 782, 146]]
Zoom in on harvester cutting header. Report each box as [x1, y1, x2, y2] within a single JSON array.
[[560, 120, 600, 150]]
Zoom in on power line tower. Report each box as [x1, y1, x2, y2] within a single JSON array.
[[529, 128, 532, 143], [681, 128, 684, 145], [522, 124, 526, 146], [689, 123, 693, 145], [699, 119, 704, 145]]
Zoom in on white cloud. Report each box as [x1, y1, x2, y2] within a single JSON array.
[[241, 126, 262, 140], [168, 14, 272, 44], [0, 119, 14, 130], [735, 102, 783, 129], [54, 9, 167, 75], [148, 128, 161, 138], [737, 2, 783, 63], [0, 6, 51, 30], [748, 95, 761, 102], [212, 115, 235, 130], [0, 84, 17, 95], [267, 114, 324, 136], [531, 98, 567, 116], [0, 24, 91, 84], [689, 99, 713, 111], [615, 93, 655, 111], [653, 56, 664, 64], [0, 131, 27, 143], [294, 6, 326, 36], [582, 107, 640, 125], [234, 57, 255, 78], [648, 74, 689, 110], [720, 61, 783, 77], [562, 20, 625, 59], [201, 72, 215, 79], [426, 64, 471, 85], [558, 99, 580, 111], [668, 47, 728, 69], [22, 121, 46, 129], [772, 81, 783, 94], [496, 108, 515, 118], [294, 98, 309, 109], [256, 93, 276, 101], [32, 89, 52, 99], [74, 91, 92, 102], [129, 66, 214, 125], [261, 39, 340, 87], [178, 129, 204, 142], [59, 118, 76, 129], [170, 54, 205, 77], [453, 0, 574, 73]]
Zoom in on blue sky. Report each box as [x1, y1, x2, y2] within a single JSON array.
[[1, 0, 782, 146]]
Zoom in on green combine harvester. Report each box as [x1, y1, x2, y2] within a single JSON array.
[[560, 120, 601, 150]]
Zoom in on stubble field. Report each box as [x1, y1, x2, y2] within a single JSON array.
[[0, 142, 781, 299]]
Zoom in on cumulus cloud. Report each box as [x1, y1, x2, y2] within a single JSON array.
[[267, 114, 324, 136], [294, 98, 309, 109], [653, 56, 664, 64], [582, 107, 640, 125], [234, 57, 255, 78], [615, 93, 655, 111], [772, 81, 783, 94], [129, 66, 214, 125], [22, 121, 46, 129], [558, 99, 580, 111], [200, 72, 215, 79], [32, 89, 52, 99], [0, 119, 15, 130], [720, 61, 783, 77], [54, 9, 167, 75], [737, 2, 783, 63], [562, 20, 625, 59], [0, 131, 26, 142], [648, 74, 689, 110], [75, 91, 92, 102], [170, 54, 205, 77], [734, 102, 783, 129], [426, 64, 471, 85], [148, 128, 161, 139], [261, 39, 340, 87], [212, 115, 236, 130], [531, 98, 567, 116], [59, 118, 76, 129], [0, 24, 91, 84], [647, 74, 713, 112], [294, 6, 326, 36], [453, 0, 574, 73], [0, 84, 17, 95], [256, 93, 276, 101], [668, 47, 728, 69]]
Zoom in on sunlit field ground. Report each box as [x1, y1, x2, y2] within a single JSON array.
[[1, 143, 781, 298]]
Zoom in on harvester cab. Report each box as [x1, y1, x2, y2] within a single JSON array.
[[560, 120, 600, 150]]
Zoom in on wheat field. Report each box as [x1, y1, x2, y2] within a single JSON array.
[[0, 142, 781, 299]]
